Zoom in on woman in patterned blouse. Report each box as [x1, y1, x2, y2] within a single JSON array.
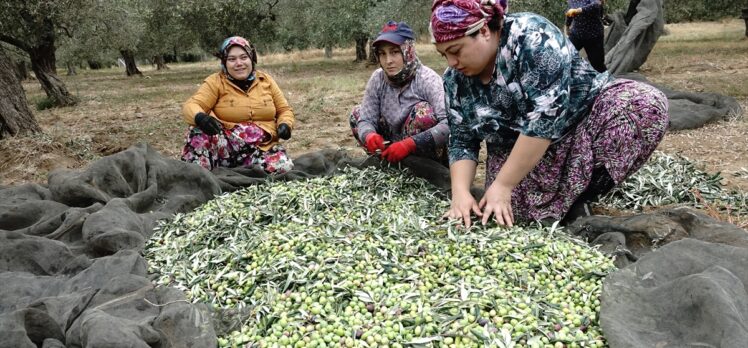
[[350, 21, 450, 164], [431, 0, 668, 227]]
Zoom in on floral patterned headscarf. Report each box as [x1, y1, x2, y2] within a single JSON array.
[[218, 36, 257, 82], [430, 0, 509, 43]]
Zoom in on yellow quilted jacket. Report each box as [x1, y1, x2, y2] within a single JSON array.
[[182, 70, 295, 151]]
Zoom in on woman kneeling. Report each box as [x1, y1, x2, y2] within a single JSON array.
[[432, 0, 668, 227]]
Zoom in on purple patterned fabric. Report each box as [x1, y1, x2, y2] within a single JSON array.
[[350, 101, 448, 164], [354, 65, 449, 156], [181, 122, 293, 174], [485, 79, 668, 221], [430, 0, 509, 43]]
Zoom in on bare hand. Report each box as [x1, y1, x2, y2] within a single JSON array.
[[479, 183, 514, 227], [443, 190, 482, 228], [566, 8, 582, 17]]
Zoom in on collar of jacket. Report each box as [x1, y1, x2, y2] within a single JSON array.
[[223, 71, 266, 94]]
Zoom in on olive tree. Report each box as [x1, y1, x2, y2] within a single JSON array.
[[178, 0, 280, 54], [0, 0, 85, 106]]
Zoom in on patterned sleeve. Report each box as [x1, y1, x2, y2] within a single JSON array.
[[444, 71, 480, 164], [514, 18, 574, 140], [356, 70, 383, 141], [410, 68, 450, 154]]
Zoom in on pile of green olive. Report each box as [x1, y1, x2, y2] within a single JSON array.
[[147, 167, 614, 348]]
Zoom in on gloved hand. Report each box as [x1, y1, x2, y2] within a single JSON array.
[[566, 8, 582, 17], [194, 112, 222, 136], [277, 123, 292, 140], [364, 133, 385, 154], [381, 137, 416, 163]]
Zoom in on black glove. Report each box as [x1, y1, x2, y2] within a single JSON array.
[[194, 112, 222, 136], [277, 123, 291, 140]]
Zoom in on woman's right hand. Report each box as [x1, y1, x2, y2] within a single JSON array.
[[194, 112, 223, 136], [364, 133, 386, 154], [443, 190, 482, 228]]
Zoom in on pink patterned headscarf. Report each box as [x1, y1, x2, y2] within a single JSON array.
[[430, 0, 508, 43]]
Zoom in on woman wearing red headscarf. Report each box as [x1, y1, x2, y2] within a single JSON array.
[[431, 0, 668, 227], [181, 36, 295, 173]]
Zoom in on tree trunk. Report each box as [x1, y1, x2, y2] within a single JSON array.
[[87, 60, 103, 70], [0, 48, 41, 139], [66, 62, 77, 76], [368, 38, 378, 65], [0, 13, 76, 107], [154, 55, 169, 70], [324, 44, 333, 59], [29, 46, 78, 107], [120, 50, 142, 76], [19, 17, 78, 107], [354, 36, 368, 62]]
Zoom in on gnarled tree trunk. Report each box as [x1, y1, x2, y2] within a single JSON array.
[[66, 62, 77, 76], [120, 50, 142, 76], [29, 44, 78, 107], [87, 60, 103, 70], [0, 48, 41, 139], [26, 17, 77, 106], [354, 35, 367, 62], [324, 44, 333, 59], [368, 37, 378, 65], [1, 11, 77, 107], [153, 55, 169, 70]]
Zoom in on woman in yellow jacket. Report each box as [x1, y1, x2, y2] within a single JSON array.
[[181, 36, 294, 173]]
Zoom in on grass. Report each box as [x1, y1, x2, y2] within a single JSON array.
[[2, 19, 747, 193], [659, 19, 746, 42], [640, 19, 748, 97]]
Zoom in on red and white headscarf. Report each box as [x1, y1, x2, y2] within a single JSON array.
[[430, 0, 509, 43], [218, 36, 257, 81]]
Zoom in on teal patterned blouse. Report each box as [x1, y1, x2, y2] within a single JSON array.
[[443, 12, 614, 164]]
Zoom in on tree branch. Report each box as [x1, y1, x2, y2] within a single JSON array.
[[58, 24, 74, 38], [266, 0, 279, 20], [267, 0, 280, 9], [0, 34, 31, 53]]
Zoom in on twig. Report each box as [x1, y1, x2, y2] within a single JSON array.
[[143, 298, 191, 307]]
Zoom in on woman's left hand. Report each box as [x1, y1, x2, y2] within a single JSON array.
[[277, 123, 292, 140], [479, 182, 514, 227]]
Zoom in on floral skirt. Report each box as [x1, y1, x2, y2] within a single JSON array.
[[349, 101, 447, 163], [181, 122, 293, 174], [486, 79, 669, 221]]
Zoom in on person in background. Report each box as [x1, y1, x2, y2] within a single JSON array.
[[431, 0, 668, 227], [350, 21, 450, 165], [181, 36, 294, 173], [566, 0, 607, 72]]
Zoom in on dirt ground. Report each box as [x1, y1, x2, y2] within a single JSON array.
[[2, 20, 747, 202]]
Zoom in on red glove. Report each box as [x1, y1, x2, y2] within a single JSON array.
[[381, 137, 416, 163], [365, 133, 385, 154]]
